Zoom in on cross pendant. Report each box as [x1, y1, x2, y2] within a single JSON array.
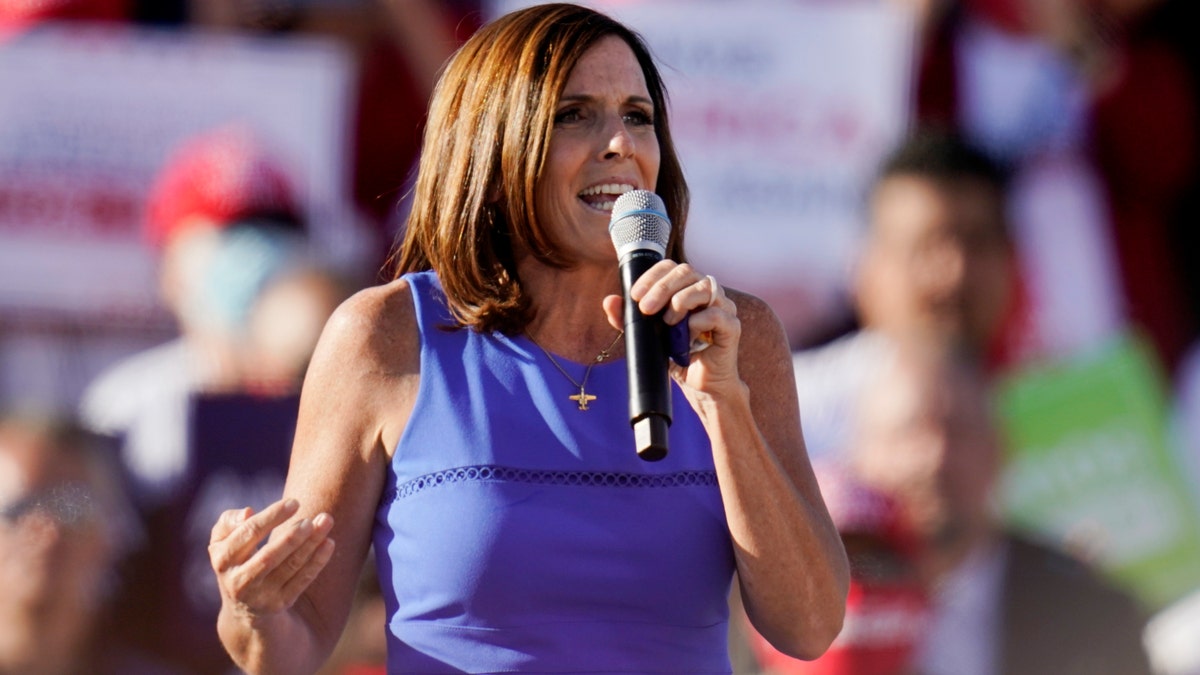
[[570, 388, 597, 411]]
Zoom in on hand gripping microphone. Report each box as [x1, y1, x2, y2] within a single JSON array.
[[609, 190, 672, 461]]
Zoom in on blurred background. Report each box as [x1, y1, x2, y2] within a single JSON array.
[[0, 0, 1198, 673]]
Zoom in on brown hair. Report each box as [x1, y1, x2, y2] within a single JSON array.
[[390, 2, 689, 335]]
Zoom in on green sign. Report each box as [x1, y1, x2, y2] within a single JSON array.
[[996, 333, 1200, 610]]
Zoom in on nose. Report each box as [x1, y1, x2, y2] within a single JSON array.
[[601, 116, 635, 160]]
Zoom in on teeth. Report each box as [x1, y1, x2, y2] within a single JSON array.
[[579, 183, 635, 197]]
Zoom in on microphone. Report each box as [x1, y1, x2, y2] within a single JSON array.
[[609, 190, 672, 461]]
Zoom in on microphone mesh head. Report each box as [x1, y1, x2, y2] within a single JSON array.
[[609, 190, 671, 257]]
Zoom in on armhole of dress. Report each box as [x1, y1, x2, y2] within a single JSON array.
[[388, 272, 432, 468], [402, 272, 430, 347]]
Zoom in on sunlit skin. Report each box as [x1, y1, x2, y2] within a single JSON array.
[[533, 35, 661, 270], [208, 28, 848, 673]]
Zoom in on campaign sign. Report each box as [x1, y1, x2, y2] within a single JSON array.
[[996, 333, 1200, 609], [0, 24, 354, 326]]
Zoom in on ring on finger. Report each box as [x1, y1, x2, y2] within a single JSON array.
[[705, 274, 720, 307]]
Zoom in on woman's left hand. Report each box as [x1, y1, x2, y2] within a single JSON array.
[[610, 261, 849, 659], [603, 261, 741, 395]]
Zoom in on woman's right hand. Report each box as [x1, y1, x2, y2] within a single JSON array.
[[209, 498, 336, 617]]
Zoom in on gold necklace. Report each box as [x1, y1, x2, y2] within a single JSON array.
[[528, 330, 624, 410]]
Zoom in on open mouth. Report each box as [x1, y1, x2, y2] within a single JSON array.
[[578, 183, 635, 212]]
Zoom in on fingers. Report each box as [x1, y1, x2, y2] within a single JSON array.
[[210, 498, 301, 569], [210, 506, 253, 543], [630, 262, 733, 325], [209, 499, 337, 615], [602, 294, 624, 333], [235, 513, 335, 603], [276, 515, 337, 601]]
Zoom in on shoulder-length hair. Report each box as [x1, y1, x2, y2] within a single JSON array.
[[391, 2, 689, 335]]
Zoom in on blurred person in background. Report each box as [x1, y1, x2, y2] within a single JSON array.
[[913, 0, 1198, 374], [0, 408, 174, 675], [738, 462, 930, 675], [79, 124, 311, 505], [78, 124, 350, 675], [243, 259, 356, 394], [97, 237, 347, 674], [846, 337, 1150, 675], [792, 129, 1017, 464]]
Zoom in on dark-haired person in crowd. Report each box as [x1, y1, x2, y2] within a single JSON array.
[[207, 3, 849, 673], [846, 339, 1151, 675], [793, 129, 1018, 465], [915, 0, 1200, 375]]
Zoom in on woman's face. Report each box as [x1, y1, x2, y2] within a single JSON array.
[[534, 35, 661, 265]]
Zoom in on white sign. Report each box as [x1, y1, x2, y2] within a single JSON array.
[[0, 24, 355, 325], [489, 0, 915, 341]]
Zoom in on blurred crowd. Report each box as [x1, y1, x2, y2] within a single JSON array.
[[1, 0, 1199, 673]]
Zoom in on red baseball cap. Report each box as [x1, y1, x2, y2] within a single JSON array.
[[144, 124, 303, 248]]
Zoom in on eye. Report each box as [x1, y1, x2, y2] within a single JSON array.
[[623, 108, 654, 127], [554, 107, 584, 125]]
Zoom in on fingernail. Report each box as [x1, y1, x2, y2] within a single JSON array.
[[284, 498, 299, 511], [313, 513, 331, 528]]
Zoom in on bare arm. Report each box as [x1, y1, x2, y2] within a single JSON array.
[[210, 279, 419, 673], [606, 264, 849, 659], [701, 291, 848, 659]]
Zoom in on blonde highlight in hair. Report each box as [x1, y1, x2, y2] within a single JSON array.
[[391, 3, 689, 334]]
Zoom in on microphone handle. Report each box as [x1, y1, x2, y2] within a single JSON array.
[[620, 249, 672, 461]]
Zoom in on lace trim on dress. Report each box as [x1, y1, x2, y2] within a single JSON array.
[[383, 465, 719, 503]]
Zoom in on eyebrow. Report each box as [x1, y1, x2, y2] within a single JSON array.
[[557, 93, 654, 108]]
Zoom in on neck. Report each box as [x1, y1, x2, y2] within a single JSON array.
[[518, 257, 623, 361]]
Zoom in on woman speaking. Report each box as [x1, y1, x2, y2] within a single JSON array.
[[207, 4, 848, 672]]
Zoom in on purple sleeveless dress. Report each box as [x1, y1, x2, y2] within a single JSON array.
[[371, 271, 736, 673]]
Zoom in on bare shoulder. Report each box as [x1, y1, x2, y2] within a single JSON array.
[[299, 277, 421, 457], [724, 287, 791, 363], [314, 277, 420, 377]]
